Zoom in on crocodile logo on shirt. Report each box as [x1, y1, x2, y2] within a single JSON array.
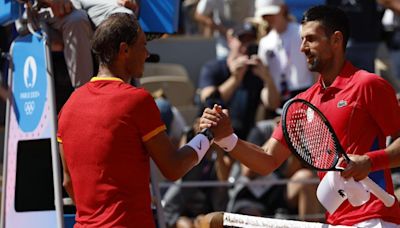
[[337, 100, 347, 108]]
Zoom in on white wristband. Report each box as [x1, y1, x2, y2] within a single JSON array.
[[214, 133, 238, 152], [186, 133, 211, 164]]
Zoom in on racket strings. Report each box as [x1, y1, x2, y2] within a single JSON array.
[[286, 108, 338, 169]]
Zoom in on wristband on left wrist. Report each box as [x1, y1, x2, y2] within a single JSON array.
[[186, 133, 211, 165], [365, 149, 390, 171]]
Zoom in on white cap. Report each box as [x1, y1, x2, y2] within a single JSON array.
[[317, 171, 347, 214], [255, 0, 284, 17]]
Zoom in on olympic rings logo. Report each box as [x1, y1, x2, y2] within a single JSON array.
[[24, 101, 35, 115]]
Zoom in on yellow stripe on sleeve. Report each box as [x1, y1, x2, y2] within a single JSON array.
[[57, 136, 62, 143], [142, 125, 167, 142]]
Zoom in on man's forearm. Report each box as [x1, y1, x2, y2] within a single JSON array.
[[218, 76, 241, 103]]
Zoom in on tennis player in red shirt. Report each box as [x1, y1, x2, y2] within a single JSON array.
[[57, 13, 214, 228], [200, 5, 400, 227]]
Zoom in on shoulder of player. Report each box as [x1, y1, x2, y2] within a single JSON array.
[[353, 69, 391, 89], [65, 83, 89, 101], [122, 85, 153, 100]]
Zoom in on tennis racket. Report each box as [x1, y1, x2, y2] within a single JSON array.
[[282, 98, 395, 207]]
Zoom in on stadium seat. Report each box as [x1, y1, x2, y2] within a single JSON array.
[[143, 63, 189, 79], [140, 75, 198, 125], [140, 75, 195, 107]]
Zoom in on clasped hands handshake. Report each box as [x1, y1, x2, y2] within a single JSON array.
[[199, 104, 240, 152]]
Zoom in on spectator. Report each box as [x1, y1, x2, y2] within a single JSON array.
[[153, 92, 188, 148], [180, 0, 202, 35], [246, 0, 316, 149], [379, 0, 400, 90], [326, 0, 384, 73], [41, 0, 139, 89], [0, 25, 12, 102], [256, 0, 314, 109], [70, 0, 138, 27], [37, 0, 94, 88], [195, 0, 255, 59], [197, 22, 279, 140]]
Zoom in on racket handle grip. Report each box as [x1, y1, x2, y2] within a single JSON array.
[[360, 177, 395, 207]]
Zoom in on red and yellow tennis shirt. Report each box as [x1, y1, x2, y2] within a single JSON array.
[[58, 77, 166, 228]]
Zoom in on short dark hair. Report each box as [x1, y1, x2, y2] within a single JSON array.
[[92, 13, 140, 65], [301, 5, 349, 50]]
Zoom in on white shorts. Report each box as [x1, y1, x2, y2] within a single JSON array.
[[353, 219, 400, 228]]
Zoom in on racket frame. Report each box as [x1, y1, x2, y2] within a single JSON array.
[[282, 98, 349, 171]]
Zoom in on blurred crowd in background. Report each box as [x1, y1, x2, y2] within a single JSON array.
[[1, 0, 400, 227]]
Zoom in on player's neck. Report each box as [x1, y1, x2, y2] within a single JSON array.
[[97, 64, 131, 83], [320, 58, 346, 88]]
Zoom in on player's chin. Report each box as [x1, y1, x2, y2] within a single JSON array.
[[307, 59, 319, 72], [307, 63, 316, 72]]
